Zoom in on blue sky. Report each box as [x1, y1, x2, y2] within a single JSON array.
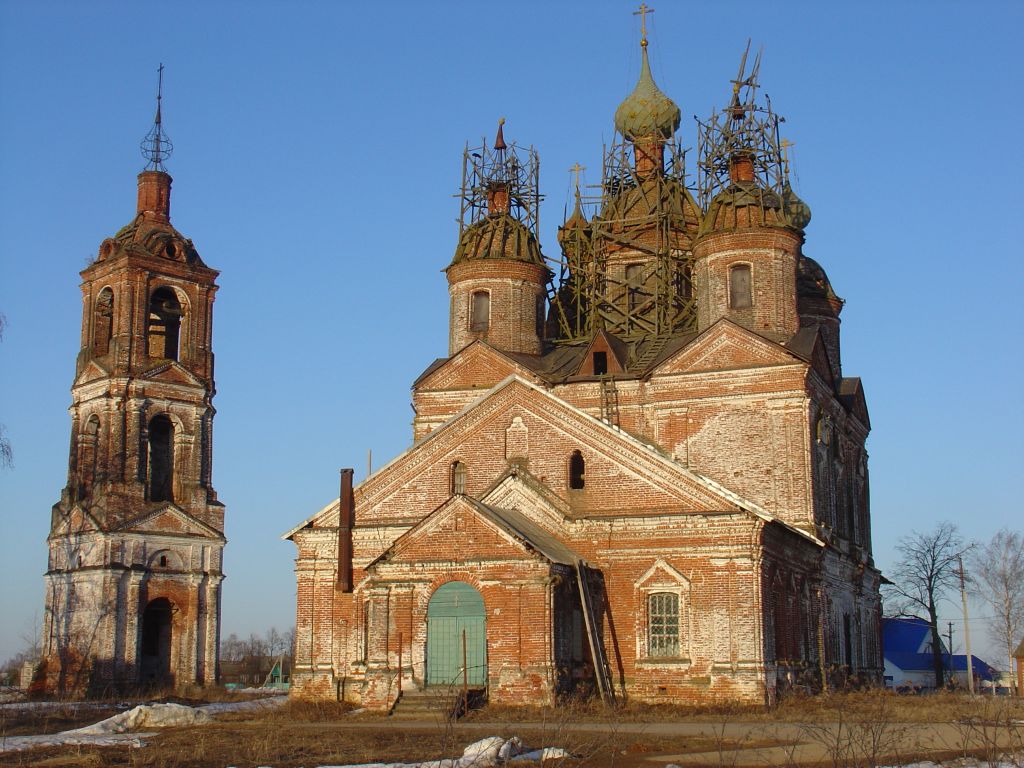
[[1, 1, 1021, 666]]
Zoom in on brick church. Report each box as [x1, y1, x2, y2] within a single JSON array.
[[286, 32, 882, 709]]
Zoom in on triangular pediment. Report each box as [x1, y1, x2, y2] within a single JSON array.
[[652, 319, 801, 376], [51, 505, 104, 537], [290, 376, 779, 543], [75, 359, 111, 386], [479, 467, 572, 531], [121, 504, 224, 540], [141, 361, 204, 387], [414, 341, 544, 392], [370, 495, 572, 569], [838, 377, 870, 429]]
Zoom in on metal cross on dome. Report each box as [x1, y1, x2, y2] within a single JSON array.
[[634, 3, 653, 47]]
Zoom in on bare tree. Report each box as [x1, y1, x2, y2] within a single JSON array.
[[970, 528, 1024, 690], [885, 522, 965, 688]]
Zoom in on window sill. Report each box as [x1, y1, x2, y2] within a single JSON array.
[[637, 657, 691, 668]]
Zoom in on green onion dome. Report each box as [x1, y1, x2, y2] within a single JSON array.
[[613, 46, 681, 141]]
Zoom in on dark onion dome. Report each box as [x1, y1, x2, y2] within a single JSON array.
[[599, 176, 701, 235], [96, 215, 205, 266], [699, 179, 789, 236], [797, 255, 844, 316], [450, 213, 546, 268], [557, 200, 591, 246], [613, 46, 681, 141], [783, 181, 812, 230]]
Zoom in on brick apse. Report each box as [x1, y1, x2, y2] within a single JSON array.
[[286, 37, 882, 710], [41, 92, 225, 695]]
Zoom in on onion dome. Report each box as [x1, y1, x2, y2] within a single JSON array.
[[450, 213, 545, 268], [699, 154, 788, 235], [797, 255, 843, 317], [783, 182, 812, 230], [614, 46, 681, 141], [557, 199, 591, 246]]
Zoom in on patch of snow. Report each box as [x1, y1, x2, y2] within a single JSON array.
[[0, 732, 154, 753], [199, 695, 288, 714], [68, 702, 213, 734], [306, 735, 572, 768]]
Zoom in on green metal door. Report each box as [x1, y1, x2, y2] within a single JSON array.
[[426, 581, 486, 687]]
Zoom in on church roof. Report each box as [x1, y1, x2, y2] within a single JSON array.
[[465, 498, 581, 566], [449, 213, 546, 269]]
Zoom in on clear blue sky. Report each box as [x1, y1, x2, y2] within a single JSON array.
[[1, 1, 1021, 666]]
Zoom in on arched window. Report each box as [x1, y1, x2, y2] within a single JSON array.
[[93, 288, 114, 355], [148, 414, 174, 502], [568, 450, 585, 490], [535, 295, 546, 338], [648, 592, 680, 657], [147, 287, 182, 361], [679, 262, 693, 300], [470, 291, 490, 332], [729, 264, 752, 309], [451, 460, 466, 495]]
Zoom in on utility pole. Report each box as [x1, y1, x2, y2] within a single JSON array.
[[946, 622, 955, 683], [957, 554, 975, 694]]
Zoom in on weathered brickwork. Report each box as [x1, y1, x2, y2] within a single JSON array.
[[288, 45, 882, 710], [42, 170, 225, 696]]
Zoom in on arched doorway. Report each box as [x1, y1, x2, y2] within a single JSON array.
[[426, 582, 486, 687], [139, 598, 173, 685]]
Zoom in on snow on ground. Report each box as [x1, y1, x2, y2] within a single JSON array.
[[292, 736, 574, 768], [0, 697, 287, 754]]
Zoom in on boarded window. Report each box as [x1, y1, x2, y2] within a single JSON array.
[[147, 287, 182, 360], [470, 291, 490, 332], [729, 264, 752, 309], [148, 415, 174, 502], [93, 288, 114, 355], [451, 461, 466, 495], [568, 450, 585, 490], [626, 264, 642, 314], [648, 592, 680, 657], [592, 351, 608, 376]]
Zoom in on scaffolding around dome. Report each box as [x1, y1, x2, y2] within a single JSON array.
[[695, 42, 788, 210], [548, 125, 699, 345], [457, 121, 542, 239]]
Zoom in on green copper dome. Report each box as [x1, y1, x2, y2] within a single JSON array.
[[614, 46, 681, 141]]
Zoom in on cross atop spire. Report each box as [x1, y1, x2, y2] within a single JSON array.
[[141, 63, 173, 171], [569, 162, 585, 196], [634, 3, 653, 48]]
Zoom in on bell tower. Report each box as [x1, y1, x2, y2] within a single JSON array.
[[42, 67, 225, 695]]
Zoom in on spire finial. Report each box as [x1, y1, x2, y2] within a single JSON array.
[[141, 63, 173, 171], [494, 117, 507, 151], [633, 3, 653, 48]]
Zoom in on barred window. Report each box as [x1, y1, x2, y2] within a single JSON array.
[[648, 592, 680, 657]]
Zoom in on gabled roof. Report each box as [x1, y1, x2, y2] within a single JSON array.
[[284, 374, 824, 549], [412, 339, 547, 390], [838, 377, 871, 429], [368, 494, 581, 568], [1014, 639, 1024, 659], [882, 616, 933, 654], [650, 318, 805, 377]]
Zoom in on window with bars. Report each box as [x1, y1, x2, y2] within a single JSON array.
[[648, 592, 680, 657]]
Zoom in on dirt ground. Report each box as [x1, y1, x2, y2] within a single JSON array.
[[1, 691, 1022, 768]]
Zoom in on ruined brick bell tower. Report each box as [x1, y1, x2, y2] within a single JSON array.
[[42, 69, 225, 694]]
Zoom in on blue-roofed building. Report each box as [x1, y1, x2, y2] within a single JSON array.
[[883, 617, 998, 690]]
